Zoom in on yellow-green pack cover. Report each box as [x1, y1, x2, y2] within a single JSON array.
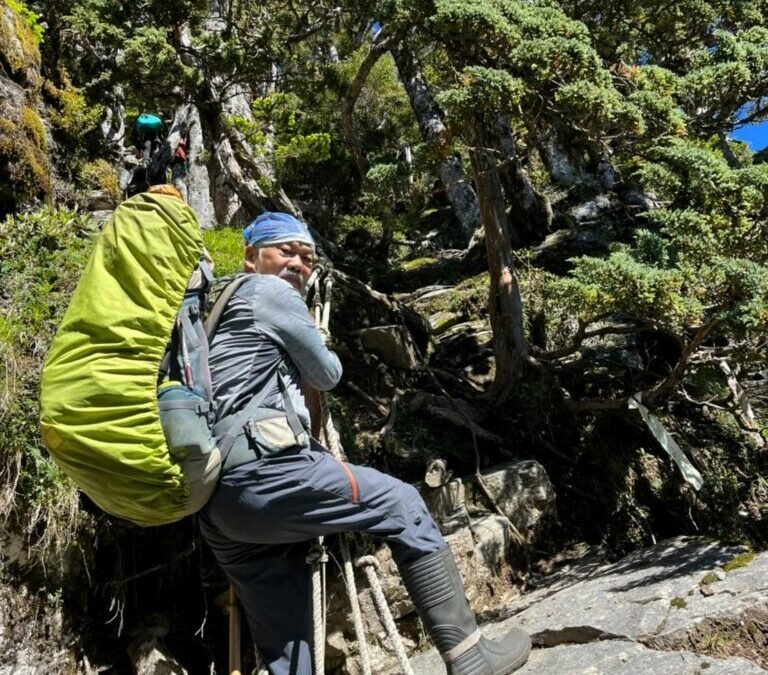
[[40, 193, 203, 526]]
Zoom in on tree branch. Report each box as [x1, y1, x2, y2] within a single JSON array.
[[645, 320, 720, 403], [563, 320, 721, 412], [340, 28, 401, 181]]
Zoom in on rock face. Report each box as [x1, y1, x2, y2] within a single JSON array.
[[0, 2, 50, 217], [403, 537, 768, 674], [0, 580, 79, 675], [358, 325, 422, 370], [470, 461, 556, 536], [520, 640, 763, 674], [185, 104, 217, 229], [0, 3, 41, 88], [424, 460, 556, 541], [129, 638, 188, 675]]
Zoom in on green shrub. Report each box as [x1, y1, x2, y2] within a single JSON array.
[[79, 159, 120, 204], [334, 214, 383, 243], [0, 207, 96, 563], [46, 75, 103, 142]]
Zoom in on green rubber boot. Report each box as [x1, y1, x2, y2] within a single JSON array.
[[399, 547, 531, 675]]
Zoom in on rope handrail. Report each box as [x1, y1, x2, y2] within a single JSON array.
[[309, 267, 411, 675]]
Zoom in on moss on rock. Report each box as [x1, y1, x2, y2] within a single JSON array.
[[401, 256, 439, 271], [722, 551, 756, 572], [0, 110, 50, 215], [20, 104, 45, 149], [79, 159, 120, 204], [0, 0, 42, 87]]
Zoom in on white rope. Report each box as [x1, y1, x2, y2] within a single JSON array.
[[309, 268, 412, 674], [340, 537, 372, 675], [309, 272, 328, 675], [308, 541, 328, 675], [356, 556, 415, 675], [321, 275, 333, 332]]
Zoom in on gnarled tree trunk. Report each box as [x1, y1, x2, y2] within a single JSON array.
[[469, 117, 529, 401], [490, 114, 552, 244], [392, 39, 481, 247]]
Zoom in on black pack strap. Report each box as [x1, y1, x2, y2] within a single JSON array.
[[158, 350, 172, 386], [212, 371, 278, 455], [276, 367, 307, 446], [158, 400, 212, 414], [189, 297, 214, 400], [199, 258, 214, 287]]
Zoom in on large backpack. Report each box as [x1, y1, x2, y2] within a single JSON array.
[[39, 191, 251, 526], [135, 113, 163, 135]]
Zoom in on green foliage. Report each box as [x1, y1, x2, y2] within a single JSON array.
[[637, 142, 768, 261], [679, 27, 768, 134], [553, 249, 698, 332], [336, 49, 417, 150], [436, 66, 524, 116], [563, 0, 765, 70], [552, 140, 768, 354], [45, 75, 103, 141], [7, 0, 44, 43], [20, 106, 45, 149], [229, 92, 333, 189], [722, 551, 756, 571], [425, 0, 617, 140], [448, 272, 490, 317], [619, 65, 688, 142], [44, 0, 207, 109], [365, 162, 409, 202], [118, 25, 201, 98], [0, 206, 95, 333], [0, 0, 42, 81], [274, 132, 332, 171], [40, 74, 104, 182], [0, 207, 95, 558], [555, 77, 622, 129], [202, 227, 246, 277], [79, 159, 120, 203], [334, 213, 383, 242]]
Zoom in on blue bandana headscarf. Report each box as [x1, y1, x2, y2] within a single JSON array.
[[242, 212, 316, 251]]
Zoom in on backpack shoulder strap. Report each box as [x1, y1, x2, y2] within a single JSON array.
[[204, 273, 251, 340]]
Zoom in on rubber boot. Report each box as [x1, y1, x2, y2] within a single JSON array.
[[399, 547, 531, 675]]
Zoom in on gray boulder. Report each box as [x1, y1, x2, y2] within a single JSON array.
[[359, 325, 421, 370]]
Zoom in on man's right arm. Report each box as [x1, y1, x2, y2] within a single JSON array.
[[256, 276, 342, 391]]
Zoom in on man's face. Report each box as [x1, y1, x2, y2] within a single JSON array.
[[247, 241, 314, 293]]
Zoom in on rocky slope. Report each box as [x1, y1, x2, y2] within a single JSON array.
[[403, 537, 768, 674]]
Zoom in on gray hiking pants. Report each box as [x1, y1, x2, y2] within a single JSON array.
[[199, 445, 446, 675]]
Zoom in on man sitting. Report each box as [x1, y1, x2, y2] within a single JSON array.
[[199, 211, 531, 675]]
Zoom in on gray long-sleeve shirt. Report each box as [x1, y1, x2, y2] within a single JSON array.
[[209, 274, 342, 430]]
